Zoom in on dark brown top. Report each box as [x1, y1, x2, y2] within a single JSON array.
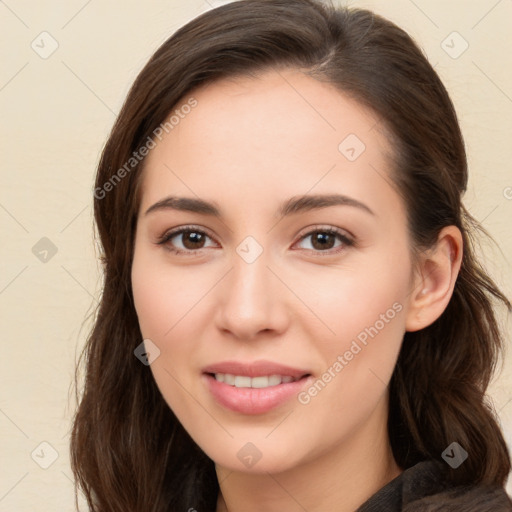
[[357, 460, 512, 511]]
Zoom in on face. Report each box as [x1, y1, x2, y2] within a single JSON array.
[[131, 68, 417, 474]]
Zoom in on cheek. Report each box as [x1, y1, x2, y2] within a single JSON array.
[[291, 280, 406, 462], [130, 248, 222, 408], [294, 243, 411, 345], [131, 271, 171, 343], [131, 251, 205, 414], [294, 245, 410, 408], [131, 246, 209, 342]]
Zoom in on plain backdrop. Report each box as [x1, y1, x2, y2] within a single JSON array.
[[1, 0, 511, 510]]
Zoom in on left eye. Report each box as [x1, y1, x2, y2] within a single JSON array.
[[295, 229, 353, 252]]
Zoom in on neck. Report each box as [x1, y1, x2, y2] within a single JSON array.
[[215, 399, 401, 512]]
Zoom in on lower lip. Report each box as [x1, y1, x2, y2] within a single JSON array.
[[203, 374, 311, 415]]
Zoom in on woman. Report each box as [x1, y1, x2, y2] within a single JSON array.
[[70, 0, 512, 510]]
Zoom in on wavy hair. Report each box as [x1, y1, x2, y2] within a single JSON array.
[[70, 1, 511, 510]]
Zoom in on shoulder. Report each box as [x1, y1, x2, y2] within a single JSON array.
[[405, 482, 512, 511], [357, 460, 512, 512]]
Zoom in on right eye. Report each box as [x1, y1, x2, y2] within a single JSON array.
[[156, 226, 219, 255]]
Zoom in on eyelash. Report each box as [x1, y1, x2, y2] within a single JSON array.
[[155, 224, 355, 257]]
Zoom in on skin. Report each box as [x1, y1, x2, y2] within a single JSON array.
[[131, 68, 462, 512]]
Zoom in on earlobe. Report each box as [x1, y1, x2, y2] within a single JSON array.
[[405, 226, 463, 332]]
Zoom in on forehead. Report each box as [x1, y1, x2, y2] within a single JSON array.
[[139, 68, 399, 219]]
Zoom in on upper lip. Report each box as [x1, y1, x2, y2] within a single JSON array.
[[202, 360, 310, 379]]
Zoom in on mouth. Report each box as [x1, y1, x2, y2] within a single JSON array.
[[208, 373, 306, 388], [202, 360, 312, 415]]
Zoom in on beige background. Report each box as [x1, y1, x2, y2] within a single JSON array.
[[1, 0, 511, 510]]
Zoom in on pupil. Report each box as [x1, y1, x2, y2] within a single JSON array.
[[313, 233, 334, 250], [184, 231, 204, 249]]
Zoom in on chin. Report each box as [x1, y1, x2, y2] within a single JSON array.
[[195, 434, 312, 476]]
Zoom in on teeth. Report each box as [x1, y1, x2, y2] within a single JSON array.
[[268, 375, 282, 386], [234, 376, 251, 388], [214, 373, 299, 388]]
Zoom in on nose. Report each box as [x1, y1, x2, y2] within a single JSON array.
[[214, 253, 290, 341]]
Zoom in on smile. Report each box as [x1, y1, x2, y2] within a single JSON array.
[[213, 373, 301, 388], [202, 361, 312, 415]]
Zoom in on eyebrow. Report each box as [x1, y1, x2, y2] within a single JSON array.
[[144, 193, 375, 218]]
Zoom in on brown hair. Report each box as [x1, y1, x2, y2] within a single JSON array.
[[70, 0, 511, 510]]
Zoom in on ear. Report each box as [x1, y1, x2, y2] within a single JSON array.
[[405, 225, 463, 332]]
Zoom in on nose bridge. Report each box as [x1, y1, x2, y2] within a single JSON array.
[[233, 256, 264, 298], [215, 246, 288, 339]]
